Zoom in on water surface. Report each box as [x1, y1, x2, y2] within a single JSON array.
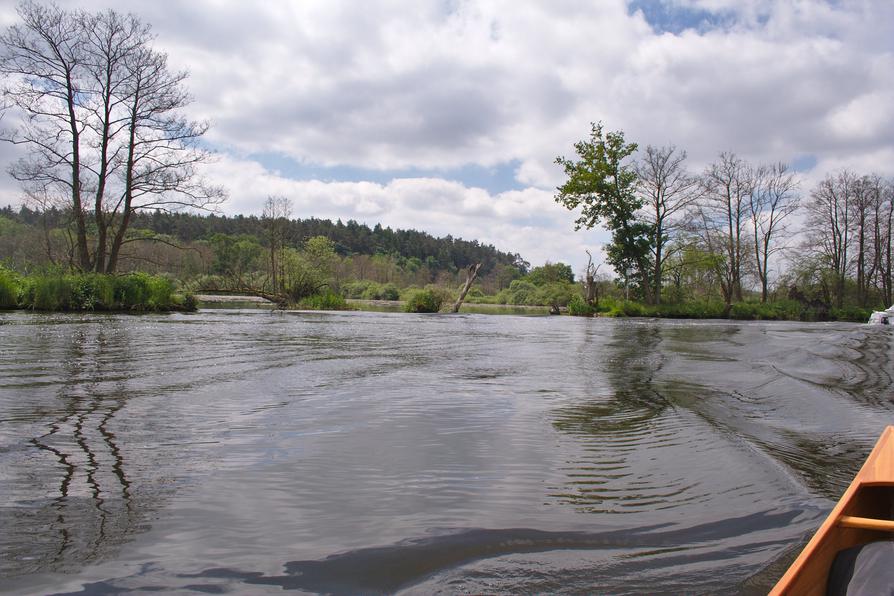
[[1, 311, 892, 594]]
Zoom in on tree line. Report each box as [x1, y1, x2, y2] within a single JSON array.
[[556, 123, 894, 313], [0, 203, 525, 279]]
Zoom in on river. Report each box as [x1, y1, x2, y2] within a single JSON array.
[[1, 310, 892, 594]]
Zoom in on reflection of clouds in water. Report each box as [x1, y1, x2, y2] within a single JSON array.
[[2, 313, 892, 594], [3, 321, 140, 575]]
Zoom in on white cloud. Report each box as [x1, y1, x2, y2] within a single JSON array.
[[0, 0, 892, 273], [198, 155, 608, 272]]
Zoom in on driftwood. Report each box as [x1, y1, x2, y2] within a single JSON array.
[[452, 263, 482, 313], [584, 250, 600, 307]]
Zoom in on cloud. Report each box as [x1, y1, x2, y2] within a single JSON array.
[[198, 154, 608, 273], [0, 0, 891, 273]]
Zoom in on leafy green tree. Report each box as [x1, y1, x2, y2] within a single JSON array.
[[209, 234, 262, 279], [280, 236, 339, 301], [527, 262, 574, 285], [555, 122, 652, 301]]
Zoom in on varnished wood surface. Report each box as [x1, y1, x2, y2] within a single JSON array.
[[838, 515, 894, 532], [769, 426, 894, 595]]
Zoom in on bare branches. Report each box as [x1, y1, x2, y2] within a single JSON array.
[[749, 162, 800, 301], [0, 1, 226, 273], [635, 145, 699, 303]]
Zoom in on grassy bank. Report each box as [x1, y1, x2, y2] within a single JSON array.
[[568, 296, 873, 323], [0, 267, 195, 312]]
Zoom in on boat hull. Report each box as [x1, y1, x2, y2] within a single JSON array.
[[770, 426, 894, 595]]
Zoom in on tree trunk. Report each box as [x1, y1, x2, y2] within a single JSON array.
[[452, 263, 482, 313]]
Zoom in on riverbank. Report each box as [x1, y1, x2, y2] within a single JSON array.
[[0, 268, 195, 312]]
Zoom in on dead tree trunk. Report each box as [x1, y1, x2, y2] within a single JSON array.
[[452, 263, 482, 313], [585, 250, 600, 307]]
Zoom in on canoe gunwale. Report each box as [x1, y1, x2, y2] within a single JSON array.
[[769, 426, 894, 596]]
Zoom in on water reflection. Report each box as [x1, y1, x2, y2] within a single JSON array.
[[48, 510, 800, 595], [1, 312, 891, 595], [550, 322, 673, 514], [2, 320, 140, 575]]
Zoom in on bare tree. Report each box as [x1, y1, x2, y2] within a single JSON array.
[[451, 262, 482, 313], [0, 1, 225, 273], [749, 162, 800, 302], [0, 1, 90, 268], [870, 177, 894, 306], [635, 145, 699, 304], [805, 170, 857, 308], [583, 249, 601, 306], [263, 195, 292, 294], [694, 152, 753, 306]]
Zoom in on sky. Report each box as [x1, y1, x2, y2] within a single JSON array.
[[0, 0, 893, 276]]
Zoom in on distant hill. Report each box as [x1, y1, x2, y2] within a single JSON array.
[[2, 206, 528, 275]]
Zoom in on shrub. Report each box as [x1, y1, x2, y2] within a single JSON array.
[[567, 294, 595, 317], [404, 289, 443, 313], [68, 273, 115, 309], [424, 284, 454, 305], [298, 291, 351, 310], [380, 283, 400, 301], [0, 267, 20, 309], [506, 279, 537, 305], [729, 302, 760, 320], [358, 281, 401, 301], [26, 275, 72, 310], [831, 305, 873, 323]]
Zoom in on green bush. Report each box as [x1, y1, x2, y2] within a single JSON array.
[[567, 294, 596, 316], [831, 305, 872, 322], [404, 289, 443, 313], [0, 267, 20, 309], [27, 275, 72, 310], [340, 280, 366, 299], [380, 283, 400, 301], [358, 281, 401, 301], [71, 274, 115, 309], [424, 284, 454, 305], [298, 291, 351, 310], [506, 279, 537, 305], [17, 271, 176, 311]]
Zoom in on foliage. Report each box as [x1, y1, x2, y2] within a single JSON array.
[[0, 3, 224, 273], [279, 238, 339, 301], [528, 262, 574, 285], [567, 294, 596, 316], [830, 305, 873, 323], [533, 282, 575, 307], [404, 289, 444, 313], [16, 271, 183, 311], [209, 234, 263, 277], [360, 282, 400, 300], [0, 266, 20, 309], [555, 122, 651, 293], [296, 291, 351, 311]]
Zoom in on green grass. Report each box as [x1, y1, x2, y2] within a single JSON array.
[[0, 266, 20, 309], [296, 291, 352, 310], [14, 271, 192, 312]]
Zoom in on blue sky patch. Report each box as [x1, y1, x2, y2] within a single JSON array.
[[628, 0, 731, 34], [791, 154, 818, 172], [251, 152, 526, 195]]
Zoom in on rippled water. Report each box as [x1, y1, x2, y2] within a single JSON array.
[[1, 310, 892, 595]]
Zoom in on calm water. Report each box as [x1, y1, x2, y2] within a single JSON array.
[[1, 310, 892, 595]]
